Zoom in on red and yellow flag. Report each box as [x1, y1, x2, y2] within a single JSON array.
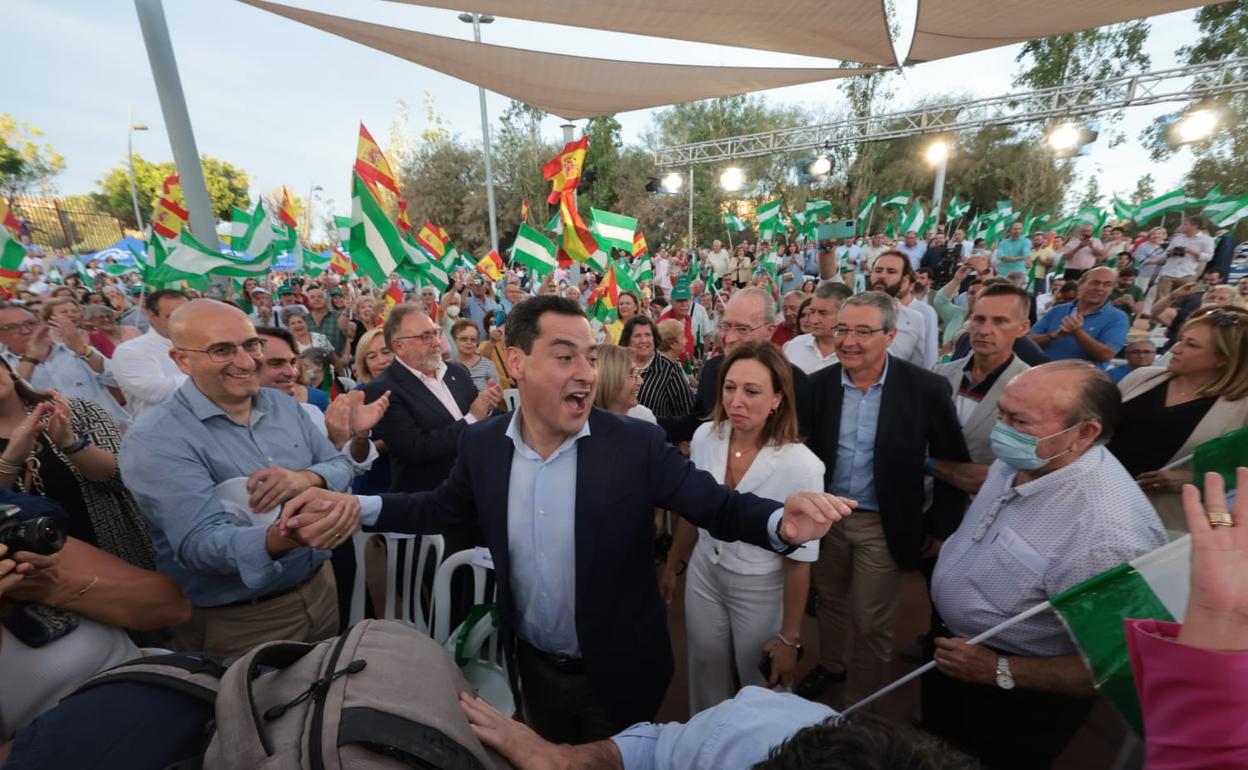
[[396, 200, 413, 233], [476, 250, 504, 282], [558, 190, 598, 263], [354, 122, 400, 200], [520, 199, 530, 223], [542, 136, 589, 205], [162, 175, 183, 201], [379, 282, 404, 323], [416, 222, 447, 260], [1, 198, 19, 235], [632, 231, 648, 257], [151, 196, 189, 239], [330, 247, 353, 276], [278, 187, 299, 229], [586, 263, 620, 322]]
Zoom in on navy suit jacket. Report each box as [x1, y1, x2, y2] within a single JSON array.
[[364, 360, 478, 493], [807, 356, 970, 570], [373, 408, 782, 727]]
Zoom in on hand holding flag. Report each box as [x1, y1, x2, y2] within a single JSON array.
[[1179, 468, 1248, 652]]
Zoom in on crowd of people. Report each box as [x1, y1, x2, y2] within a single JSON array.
[[0, 214, 1245, 770]]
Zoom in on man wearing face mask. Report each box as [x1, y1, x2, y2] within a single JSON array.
[[920, 361, 1166, 769]]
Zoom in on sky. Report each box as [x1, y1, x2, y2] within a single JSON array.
[[8, 0, 1210, 231]]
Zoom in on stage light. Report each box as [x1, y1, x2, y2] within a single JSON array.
[[1047, 123, 1081, 152], [925, 140, 949, 165], [1176, 109, 1217, 143], [719, 167, 745, 191], [660, 171, 684, 192]]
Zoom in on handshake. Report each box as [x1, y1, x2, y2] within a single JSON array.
[[270, 489, 364, 552]]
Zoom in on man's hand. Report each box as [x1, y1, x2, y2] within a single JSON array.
[[1058, 312, 1083, 336], [933, 636, 997, 685], [0, 549, 72, 606], [459, 692, 596, 770], [351, 389, 390, 437], [658, 566, 678, 607], [48, 317, 87, 356], [25, 325, 54, 362], [275, 488, 361, 550], [469, 380, 503, 420], [324, 394, 353, 449], [1178, 468, 1248, 652], [247, 466, 317, 512], [0, 544, 26, 598], [779, 492, 855, 545]]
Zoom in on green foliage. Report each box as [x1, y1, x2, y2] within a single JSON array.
[[92, 154, 250, 228], [580, 115, 623, 212], [0, 114, 65, 200], [1014, 22, 1151, 94]]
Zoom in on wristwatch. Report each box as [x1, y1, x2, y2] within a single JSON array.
[[995, 655, 1015, 690]]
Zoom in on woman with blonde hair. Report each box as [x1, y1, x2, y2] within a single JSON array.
[[591, 344, 655, 423], [659, 341, 824, 712], [352, 327, 393, 385], [657, 318, 687, 363], [602, 291, 641, 344], [1109, 306, 1248, 530]]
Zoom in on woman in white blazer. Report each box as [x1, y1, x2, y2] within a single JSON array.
[[659, 341, 825, 714]]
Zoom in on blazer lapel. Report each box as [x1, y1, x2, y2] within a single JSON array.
[[390, 361, 457, 422], [874, 358, 901, 459], [573, 411, 611, 608], [480, 417, 515, 584], [965, 356, 1021, 438], [735, 444, 778, 495]]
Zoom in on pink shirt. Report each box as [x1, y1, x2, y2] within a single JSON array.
[[396, 359, 477, 424]]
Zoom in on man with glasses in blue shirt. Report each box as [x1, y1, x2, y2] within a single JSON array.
[[119, 299, 357, 656]]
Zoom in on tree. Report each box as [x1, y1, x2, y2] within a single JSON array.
[[580, 115, 623, 212], [0, 114, 65, 201], [1129, 174, 1156, 208], [92, 154, 250, 228], [493, 101, 556, 241], [1013, 23, 1151, 100]]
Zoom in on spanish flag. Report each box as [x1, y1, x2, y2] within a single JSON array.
[[586, 262, 620, 323], [520, 199, 530, 223], [396, 200, 413, 233], [330, 247, 353, 276], [632, 231, 648, 258], [1, 198, 19, 235], [354, 122, 400, 200], [162, 175, 183, 201], [542, 136, 589, 205], [416, 222, 447, 260], [558, 190, 598, 264], [151, 195, 189, 240], [278, 187, 299, 229], [379, 282, 404, 323], [476, 250, 504, 282]]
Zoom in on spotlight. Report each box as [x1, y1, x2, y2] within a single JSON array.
[[1172, 108, 1218, 145], [719, 167, 745, 192], [925, 140, 949, 165], [808, 155, 832, 176], [1047, 121, 1099, 158], [1047, 123, 1081, 152], [661, 171, 684, 193]]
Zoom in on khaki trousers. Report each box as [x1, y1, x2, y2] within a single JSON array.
[[170, 562, 340, 657], [812, 510, 903, 704], [1155, 274, 1195, 302]]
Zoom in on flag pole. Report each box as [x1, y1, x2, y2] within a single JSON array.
[[837, 598, 1056, 719]]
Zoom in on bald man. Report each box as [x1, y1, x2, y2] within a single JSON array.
[[119, 299, 358, 656], [1028, 266, 1129, 368]]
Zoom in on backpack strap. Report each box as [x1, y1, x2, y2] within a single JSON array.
[[72, 652, 230, 705], [212, 639, 321, 765]]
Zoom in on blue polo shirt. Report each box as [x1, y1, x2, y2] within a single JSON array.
[[1032, 301, 1129, 368]]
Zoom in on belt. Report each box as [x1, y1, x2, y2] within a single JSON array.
[[207, 568, 319, 609], [518, 638, 585, 673]]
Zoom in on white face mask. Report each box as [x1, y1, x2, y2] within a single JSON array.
[[446, 305, 461, 318]]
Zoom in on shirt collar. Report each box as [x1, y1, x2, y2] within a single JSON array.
[[177, 378, 266, 426], [504, 406, 591, 463], [396, 356, 446, 384], [841, 355, 889, 390], [1008, 445, 1104, 498]]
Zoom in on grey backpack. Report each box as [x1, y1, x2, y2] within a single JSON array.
[[79, 619, 513, 770]]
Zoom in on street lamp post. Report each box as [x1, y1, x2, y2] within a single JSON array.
[[459, 12, 499, 254], [926, 140, 949, 235], [305, 184, 323, 242], [127, 105, 149, 231]]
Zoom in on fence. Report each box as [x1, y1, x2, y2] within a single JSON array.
[[8, 196, 125, 253]]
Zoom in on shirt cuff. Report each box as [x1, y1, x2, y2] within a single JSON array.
[[610, 723, 662, 770], [464, 414, 478, 425], [767, 509, 788, 552], [236, 525, 285, 588], [360, 495, 383, 527], [343, 437, 379, 474]]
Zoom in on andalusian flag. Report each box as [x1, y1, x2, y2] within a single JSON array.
[[723, 212, 746, 232], [1075, 207, 1108, 231], [231, 202, 276, 258], [632, 231, 648, 258], [1135, 188, 1194, 223], [1051, 536, 1190, 734], [632, 255, 654, 283], [589, 208, 638, 254], [335, 215, 352, 250], [349, 173, 405, 284], [145, 229, 272, 286], [946, 195, 970, 221], [1111, 197, 1137, 223], [476, 250, 504, 281], [790, 211, 816, 240], [301, 248, 331, 277], [898, 201, 925, 235], [613, 258, 642, 298], [805, 199, 833, 219], [586, 262, 621, 322], [402, 231, 448, 290], [355, 122, 401, 199], [545, 210, 562, 234], [559, 191, 599, 263], [0, 224, 26, 297], [586, 249, 610, 275], [510, 222, 557, 277], [756, 198, 783, 240], [881, 191, 910, 210], [855, 194, 877, 234], [1204, 194, 1248, 228], [542, 136, 589, 204]]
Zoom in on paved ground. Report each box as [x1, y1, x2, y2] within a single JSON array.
[[654, 569, 1130, 769]]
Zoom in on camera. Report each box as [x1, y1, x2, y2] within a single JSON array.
[[0, 505, 66, 556], [1169, 246, 1187, 257]]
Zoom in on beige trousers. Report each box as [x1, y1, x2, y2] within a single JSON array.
[[171, 562, 339, 657], [812, 510, 903, 704]]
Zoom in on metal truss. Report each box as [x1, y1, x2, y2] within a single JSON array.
[[653, 57, 1248, 168]]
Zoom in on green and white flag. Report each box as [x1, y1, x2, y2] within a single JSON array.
[[881, 191, 910, 210], [1111, 197, 1136, 223], [300, 247, 331, 277], [586, 249, 610, 275], [511, 222, 557, 277], [104, 263, 140, 277], [897, 201, 925, 235], [145, 229, 271, 286], [631, 255, 654, 283], [1135, 188, 1194, 223], [791, 211, 817, 240], [1051, 535, 1190, 734], [401, 232, 448, 291], [855, 193, 877, 234], [1203, 194, 1248, 228], [335, 215, 351, 249], [614, 258, 642, 297], [945, 195, 970, 221], [1075, 207, 1108, 231], [756, 199, 783, 240], [228, 206, 252, 243], [805, 199, 833, 218], [231, 202, 276, 258], [349, 173, 406, 285], [589, 208, 638, 254], [545, 210, 562, 235], [723, 212, 746, 232]]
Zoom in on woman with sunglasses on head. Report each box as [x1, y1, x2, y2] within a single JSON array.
[[1109, 306, 1248, 531]]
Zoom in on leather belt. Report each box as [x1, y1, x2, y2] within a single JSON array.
[[518, 638, 585, 673], [208, 569, 319, 609]]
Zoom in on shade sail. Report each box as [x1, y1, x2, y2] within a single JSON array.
[[387, 0, 897, 66], [906, 0, 1212, 64], [239, 0, 876, 119]]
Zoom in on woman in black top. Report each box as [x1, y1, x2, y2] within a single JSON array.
[[621, 316, 695, 418]]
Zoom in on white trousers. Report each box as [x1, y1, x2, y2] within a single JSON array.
[[683, 541, 784, 715]]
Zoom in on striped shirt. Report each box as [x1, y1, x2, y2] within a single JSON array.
[[636, 353, 695, 418]]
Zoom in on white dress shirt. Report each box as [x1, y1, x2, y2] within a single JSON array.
[[887, 302, 935, 369], [112, 328, 187, 419], [782, 333, 839, 374], [902, 296, 940, 368], [395, 358, 477, 425], [2, 343, 130, 428]]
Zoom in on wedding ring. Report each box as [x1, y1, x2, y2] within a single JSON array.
[[1206, 511, 1234, 528]]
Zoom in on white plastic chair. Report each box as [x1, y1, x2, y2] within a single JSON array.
[[501, 388, 520, 412], [348, 532, 445, 633], [433, 549, 514, 716]]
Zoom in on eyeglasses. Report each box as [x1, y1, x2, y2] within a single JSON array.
[[719, 322, 767, 335], [629, 368, 644, 378], [177, 337, 266, 362], [830, 326, 886, 340], [455, 336, 479, 343], [393, 328, 443, 345], [0, 320, 40, 333]]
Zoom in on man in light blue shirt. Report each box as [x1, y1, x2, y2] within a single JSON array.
[[993, 222, 1029, 277], [120, 300, 355, 656], [1028, 267, 1128, 369], [896, 231, 927, 270]]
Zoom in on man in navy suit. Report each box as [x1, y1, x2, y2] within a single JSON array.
[[282, 295, 854, 743]]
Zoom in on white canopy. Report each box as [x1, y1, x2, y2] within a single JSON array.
[[239, 0, 876, 119]]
